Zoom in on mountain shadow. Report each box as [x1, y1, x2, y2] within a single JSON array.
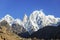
[[18, 25, 60, 39], [54, 25, 60, 39]]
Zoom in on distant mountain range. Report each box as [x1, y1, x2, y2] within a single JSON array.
[[0, 10, 60, 39]]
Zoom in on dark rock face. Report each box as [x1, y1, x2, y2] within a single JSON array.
[[0, 20, 12, 32], [12, 23, 27, 34], [31, 26, 57, 39], [0, 20, 9, 27], [18, 25, 60, 39], [54, 25, 60, 38], [18, 32, 30, 38]]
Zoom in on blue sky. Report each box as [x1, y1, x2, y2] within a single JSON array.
[[0, 0, 60, 20]]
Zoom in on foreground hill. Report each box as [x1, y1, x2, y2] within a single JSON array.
[[0, 26, 21, 40], [0, 20, 32, 40], [0, 20, 43, 40], [0, 26, 40, 40], [0, 21, 20, 40]]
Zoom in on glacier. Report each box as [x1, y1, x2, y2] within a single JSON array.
[[0, 10, 60, 34]]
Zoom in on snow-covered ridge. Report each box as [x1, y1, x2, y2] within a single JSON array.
[[0, 10, 60, 34]]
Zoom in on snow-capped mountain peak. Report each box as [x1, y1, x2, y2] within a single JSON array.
[[24, 10, 60, 34], [26, 10, 46, 33], [0, 14, 14, 26]]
